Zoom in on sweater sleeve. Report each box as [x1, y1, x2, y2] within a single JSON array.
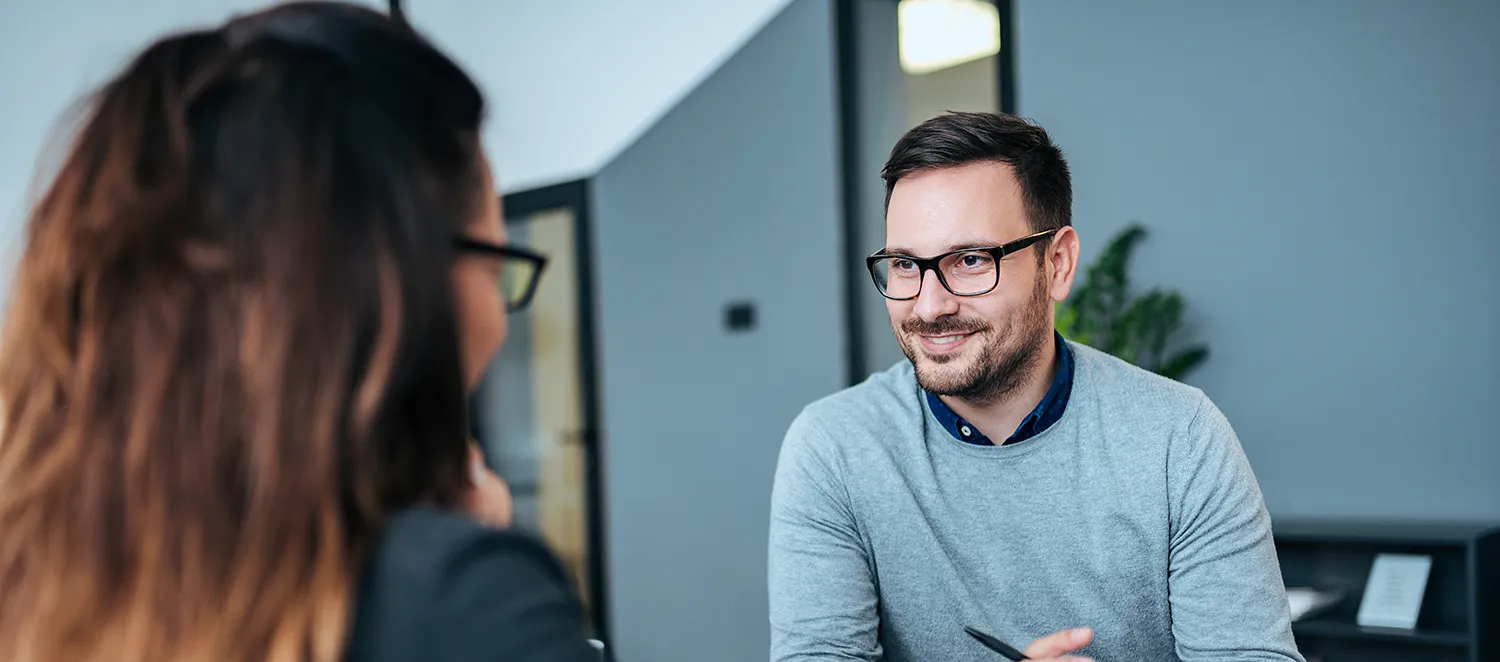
[[768, 410, 883, 662], [1166, 394, 1304, 662]]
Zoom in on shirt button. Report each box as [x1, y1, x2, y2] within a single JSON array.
[[960, 426, 972, 436]]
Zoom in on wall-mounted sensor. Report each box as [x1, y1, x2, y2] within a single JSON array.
[[725, 301, 756, 332]]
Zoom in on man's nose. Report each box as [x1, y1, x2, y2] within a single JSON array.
[[912, 269, 960, 322]]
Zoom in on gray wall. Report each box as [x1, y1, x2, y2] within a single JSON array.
[[903, 55, 996, 132], [850, 0, 908, 377], [590, 0, 846, 659], [1015, 0, 1500, 520]]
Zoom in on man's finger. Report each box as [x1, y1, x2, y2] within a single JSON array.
[[1023, 626, 1092, 659]]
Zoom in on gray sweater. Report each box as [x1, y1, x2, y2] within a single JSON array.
[[768, 343, 1302, 661]]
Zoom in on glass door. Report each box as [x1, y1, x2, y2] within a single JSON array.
[[472, 182, 605, 638]]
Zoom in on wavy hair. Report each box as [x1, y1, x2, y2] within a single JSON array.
[[0, 3, 487, 660]]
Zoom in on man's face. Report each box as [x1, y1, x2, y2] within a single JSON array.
[[883, 162, 1056, 404]]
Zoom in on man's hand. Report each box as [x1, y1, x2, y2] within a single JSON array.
[[1024, 627, 1093, 661], [463, 442, 513, 528]]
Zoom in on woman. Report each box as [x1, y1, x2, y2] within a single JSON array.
[[0, 3, 598, 661]]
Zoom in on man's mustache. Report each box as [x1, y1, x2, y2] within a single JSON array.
[[901, 317, 988, 337]]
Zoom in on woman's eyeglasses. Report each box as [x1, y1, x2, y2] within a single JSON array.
[[452, 237, 548, 312]]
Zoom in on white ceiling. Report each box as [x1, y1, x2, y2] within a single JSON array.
[[0, 0, 796, 289], [404, 0, 796, 192]]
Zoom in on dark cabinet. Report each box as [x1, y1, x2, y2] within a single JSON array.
[[1273, 519, 1499, 662]]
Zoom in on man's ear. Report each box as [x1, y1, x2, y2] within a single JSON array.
[[1047, 227, 1080, 302]]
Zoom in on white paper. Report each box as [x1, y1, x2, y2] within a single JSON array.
[[1286, 586, 1343, 621], [1356, 553, 1432, 629]]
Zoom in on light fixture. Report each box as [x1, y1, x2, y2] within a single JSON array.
[[897, 0, 1001, 75]]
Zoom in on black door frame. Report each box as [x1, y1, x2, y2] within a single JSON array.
[[384, 0, 611, 650], [832, 0, 1016, 385], [499, 179, 612, 648]]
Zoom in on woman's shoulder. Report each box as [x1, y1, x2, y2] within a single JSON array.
[[370, 507, 566, 581], [347, 507, 598, 662]]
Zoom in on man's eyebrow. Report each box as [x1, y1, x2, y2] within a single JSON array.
[[943, 241, 1004, 252], [878, 241, 1002, 257]]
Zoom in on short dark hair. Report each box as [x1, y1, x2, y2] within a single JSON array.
[[881, 111, 1072, 233]]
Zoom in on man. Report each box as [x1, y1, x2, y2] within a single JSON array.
[[768, 112, 1301, 662]]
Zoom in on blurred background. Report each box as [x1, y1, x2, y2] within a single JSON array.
[[2, 1, 1496, 661]]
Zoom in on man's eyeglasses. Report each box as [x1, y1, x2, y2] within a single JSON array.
[[452, 236, 548, 312], [866, 228, 1057, 300]]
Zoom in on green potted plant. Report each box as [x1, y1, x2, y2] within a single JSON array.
[[1055, 223, 1209, 381]]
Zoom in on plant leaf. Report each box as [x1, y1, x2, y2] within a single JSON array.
[[1158, 346, 1209, 381], [1081, 224, 1146, 351], [1147, 291, 1184, 371], [1059, 222, 1207, 379], [1055, 300, 1080, 342]]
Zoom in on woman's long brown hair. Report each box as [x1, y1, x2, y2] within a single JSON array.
[[0, 3, 488, 660]]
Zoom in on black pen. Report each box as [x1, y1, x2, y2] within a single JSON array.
[[964, 625, 1030, 660]]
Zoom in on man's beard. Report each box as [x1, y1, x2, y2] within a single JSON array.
[[897, 275, 1052, 406]]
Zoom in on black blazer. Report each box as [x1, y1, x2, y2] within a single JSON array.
[[346, 508, 601, 662]]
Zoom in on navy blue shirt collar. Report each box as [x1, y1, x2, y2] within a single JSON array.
[[925, 332, 1074, 446]]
